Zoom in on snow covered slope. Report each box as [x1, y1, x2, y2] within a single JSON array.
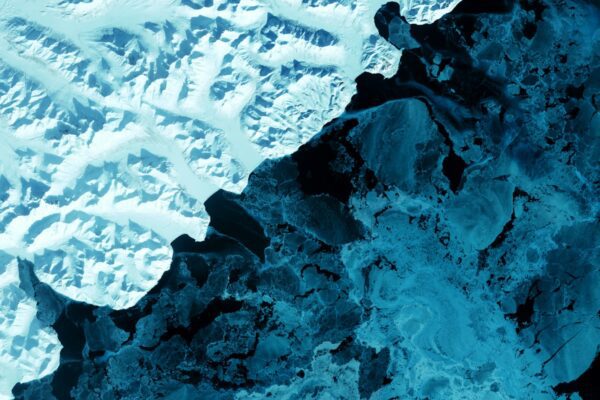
[[0, 0, 460, 397], [0, 254, 61, 400], [0, 0, 460, 309]]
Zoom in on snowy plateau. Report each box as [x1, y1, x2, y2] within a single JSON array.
[[0, 0, 461, 397]]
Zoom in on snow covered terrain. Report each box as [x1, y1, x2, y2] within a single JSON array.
[[0, 254, 61, 400], [0, 0, 461, 397]]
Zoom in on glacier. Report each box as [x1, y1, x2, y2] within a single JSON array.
[[0, 0, 464, 397]]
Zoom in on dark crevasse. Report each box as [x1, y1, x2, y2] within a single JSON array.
[[13, 0, 599, 399]]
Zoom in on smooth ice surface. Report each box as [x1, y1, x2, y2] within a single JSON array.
[[0, 0, 460, 396]]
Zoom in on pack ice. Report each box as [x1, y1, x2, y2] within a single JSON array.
[[0, 0, 460, 396]]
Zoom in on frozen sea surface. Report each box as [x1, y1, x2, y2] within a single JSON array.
[[0, 0, 461, 397]]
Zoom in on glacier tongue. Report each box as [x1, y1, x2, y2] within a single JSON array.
[[0, 0, 459, 396]]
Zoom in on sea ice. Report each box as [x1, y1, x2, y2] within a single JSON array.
[[0, 0, 460, 396]]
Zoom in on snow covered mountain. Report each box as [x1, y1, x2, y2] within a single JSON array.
[[0, 254, 61, 400], [0, 0, 461, 397]]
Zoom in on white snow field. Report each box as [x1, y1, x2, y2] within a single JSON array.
[[0, 0, 460, 396], [0, 254, 61, 400]]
